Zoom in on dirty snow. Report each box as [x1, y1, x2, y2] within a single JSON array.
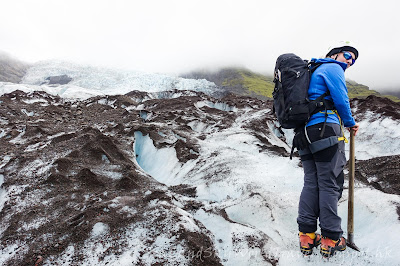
[[132, 104, 400, 265], [1, 61, 399, 265]]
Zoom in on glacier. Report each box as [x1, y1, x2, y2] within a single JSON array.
[[0, 61, 400, 265], [16, 60, 219, 99]]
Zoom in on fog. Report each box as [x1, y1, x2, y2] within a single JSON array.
[[1, 0, 400, 92]]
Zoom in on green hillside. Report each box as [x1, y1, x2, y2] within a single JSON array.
[[182, 67, 400, 102], [346, 80, 378, 98], [346, 80, 400, 102], [229, 69, 275, 98], [182, 68, 274, 100]]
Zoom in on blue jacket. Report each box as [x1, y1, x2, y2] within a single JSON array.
[[307, 58, 356, 128]]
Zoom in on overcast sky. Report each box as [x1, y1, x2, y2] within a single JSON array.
[[1, 0, 400, 91]]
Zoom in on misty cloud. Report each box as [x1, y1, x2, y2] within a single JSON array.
[[1, 0, 400, 92]]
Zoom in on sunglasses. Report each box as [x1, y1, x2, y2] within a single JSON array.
[[343, 51, 356, 66]]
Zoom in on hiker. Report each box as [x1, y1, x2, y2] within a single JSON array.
[[296, 41, 360, 258]]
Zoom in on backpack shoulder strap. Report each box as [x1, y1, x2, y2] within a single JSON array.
[[308, 60, 337, 74]]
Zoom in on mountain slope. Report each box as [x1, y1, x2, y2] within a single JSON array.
[[182, 68, 400, 102], [0, 52, 29, 83], [182, 68, 274, 100]]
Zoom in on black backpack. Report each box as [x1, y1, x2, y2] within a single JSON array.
[[272, 53, 333, 129]]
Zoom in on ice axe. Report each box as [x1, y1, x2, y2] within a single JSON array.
[[347, 128, 360, 251]]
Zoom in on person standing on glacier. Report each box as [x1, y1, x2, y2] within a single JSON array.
[[295, 41, 360, 258]]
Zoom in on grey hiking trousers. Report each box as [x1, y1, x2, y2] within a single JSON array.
[[297, 123, 346, 240]]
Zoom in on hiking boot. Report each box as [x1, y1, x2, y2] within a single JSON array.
[[299, 232, 321, 256], [320, 236, 346, 258]]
